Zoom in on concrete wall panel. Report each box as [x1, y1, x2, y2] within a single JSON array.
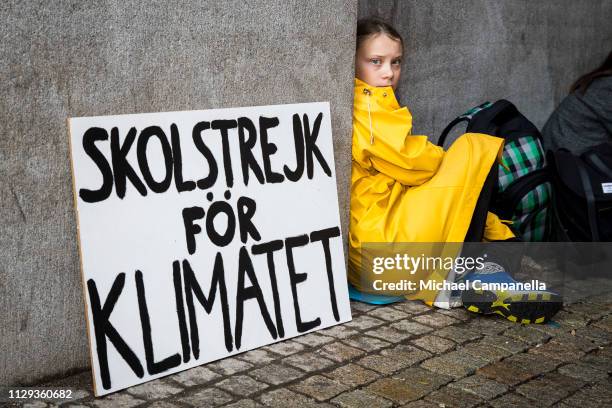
[[0, 0, 358, 385]]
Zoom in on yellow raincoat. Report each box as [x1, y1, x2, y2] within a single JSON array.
[[348, 78, 514, 304]]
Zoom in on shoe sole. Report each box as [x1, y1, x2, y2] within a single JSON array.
[[462, 289, 563, 324]]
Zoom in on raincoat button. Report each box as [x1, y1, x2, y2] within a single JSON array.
[[363, 89, 371, 95], [383, 92, 387, 97]]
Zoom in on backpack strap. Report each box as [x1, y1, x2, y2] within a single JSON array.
[[437, 117, 470, 147], [493, 168, 549, 219], [547, 151, 571, 242], [575, 156, 600, 241], [583, 151, 612, 178], [437, 102, 493, 147]]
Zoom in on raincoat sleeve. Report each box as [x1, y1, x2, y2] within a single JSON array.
[[352, 107, 444, 186]]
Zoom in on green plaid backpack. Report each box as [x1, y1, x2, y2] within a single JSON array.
[[438, 100, 552, 241]]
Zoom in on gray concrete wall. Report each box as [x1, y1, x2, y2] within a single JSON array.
[[359, 0, 612, 143], [0, 0, 358, 386]]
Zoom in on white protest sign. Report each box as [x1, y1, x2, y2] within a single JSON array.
[[68, 102, 351, 396]]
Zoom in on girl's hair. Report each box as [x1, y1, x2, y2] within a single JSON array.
[[570, 50, 612, 94], [356, 17, 403, 51]]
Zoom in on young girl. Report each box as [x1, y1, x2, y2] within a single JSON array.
[[348, 18, 561, 323]]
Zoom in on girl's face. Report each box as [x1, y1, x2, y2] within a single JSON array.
[[355, 33, 403, 90]]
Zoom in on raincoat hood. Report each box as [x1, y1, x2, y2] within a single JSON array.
[[352, 78, 443, 187]]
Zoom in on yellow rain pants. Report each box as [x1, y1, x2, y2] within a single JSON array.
[[348, 78, 515, 304]]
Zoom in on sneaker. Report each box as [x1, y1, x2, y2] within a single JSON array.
[[460, 262, 562, 324]]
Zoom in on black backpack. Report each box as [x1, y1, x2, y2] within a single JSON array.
[[438, 100, 552, 241], [548, 142, 612, 241]]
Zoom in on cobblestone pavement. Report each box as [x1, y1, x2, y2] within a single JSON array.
[[19, 277, 612, 408]]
